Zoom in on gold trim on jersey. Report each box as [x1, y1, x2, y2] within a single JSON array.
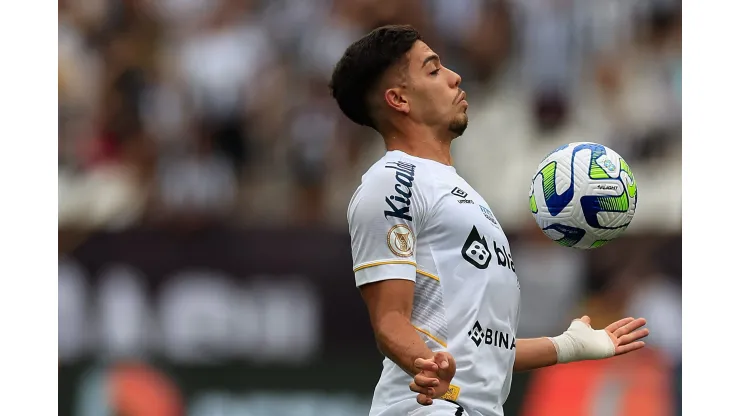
[[352, 262, 442, 284], [353, 260, 417, 272], [416, 269, 440, 282], [413, 325, 447, 348]]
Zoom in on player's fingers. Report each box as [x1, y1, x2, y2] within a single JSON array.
[[409, 381, 434, 396], [416, 393, 434, 406], [605, 317, 634, 333], [614, 317, 647, 338], [618, 328, 649, 345], [434, 352, 450, 370], [414, 357, 439, 373], [615, 340, 646, 356], [413, 374, 440, 388]]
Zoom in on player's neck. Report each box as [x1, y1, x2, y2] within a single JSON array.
[[384, 129, 454, 166]]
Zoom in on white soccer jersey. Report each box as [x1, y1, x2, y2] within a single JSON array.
[[349, 150, 521, 416]]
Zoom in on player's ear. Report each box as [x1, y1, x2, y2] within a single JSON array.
[[384, 87, 410, 115]]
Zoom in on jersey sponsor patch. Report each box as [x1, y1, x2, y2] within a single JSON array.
[[469, 321, 516, 350], [383, 161, 416, 221], [387, 224, 415, 257], [461, 226, 492, 269]]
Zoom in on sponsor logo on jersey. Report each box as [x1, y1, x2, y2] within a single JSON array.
[[462, 226, 516, 273], [479, 205, 498, 225], [468, 321, 516, 350], [461, 226, 492, 269], [457, 199, 474, 204], [386, 224, 415, 257], [451, 187, 468, 198], [494, 241, 516, 273], [384, 161, 416, 221]]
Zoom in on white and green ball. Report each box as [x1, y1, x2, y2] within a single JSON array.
[[529, 142, 638, 249]]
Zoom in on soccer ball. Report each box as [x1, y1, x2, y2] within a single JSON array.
[[528, 142, 638, 249]]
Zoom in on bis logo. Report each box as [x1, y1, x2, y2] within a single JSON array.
[[461, 226, 516, 272]]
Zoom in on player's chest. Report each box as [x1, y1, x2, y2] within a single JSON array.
[[426, 183, 516, 274]]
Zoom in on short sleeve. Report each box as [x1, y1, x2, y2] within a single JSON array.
[[348, 160, 428, 287]]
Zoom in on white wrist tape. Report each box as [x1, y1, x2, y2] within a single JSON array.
[[548, 320, 615, 364]]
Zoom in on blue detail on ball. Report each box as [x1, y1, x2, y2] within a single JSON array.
[[580, 195, 631, 230], [537, 143, 607, 217], [543, 223, 586, 247]]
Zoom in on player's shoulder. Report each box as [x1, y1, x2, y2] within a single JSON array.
[[347, 152, 439, 222], [353, 153, 437, 199]]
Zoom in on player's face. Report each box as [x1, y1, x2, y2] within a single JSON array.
[[405, 41, 468, 138]]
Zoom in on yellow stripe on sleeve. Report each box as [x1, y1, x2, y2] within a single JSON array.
[[413, 326, 447, 348], [416, 269, 440, 282], [353, 260, 417, 272]]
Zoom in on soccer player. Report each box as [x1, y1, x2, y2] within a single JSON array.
[[330, 25, 650, 416]]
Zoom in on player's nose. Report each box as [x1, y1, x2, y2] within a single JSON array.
[[449, 69, 462, 88]]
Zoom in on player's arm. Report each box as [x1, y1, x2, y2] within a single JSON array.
[[360, 279, 436, 377], [513, 316, 649, 372], [512, 337, 558, 372], [348, 161, 436, 378]]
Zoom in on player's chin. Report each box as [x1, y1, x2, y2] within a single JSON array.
[[449, 114, 469, 137]]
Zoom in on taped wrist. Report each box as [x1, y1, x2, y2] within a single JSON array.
[[549, 320, 615, 364]]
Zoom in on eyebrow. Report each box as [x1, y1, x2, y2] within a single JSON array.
[[421, 54, 440, 69]]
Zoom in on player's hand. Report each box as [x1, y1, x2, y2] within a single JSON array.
[[551, 315, 649, 363], [591, 315, 650, 356], [409, 351, 456, 406]]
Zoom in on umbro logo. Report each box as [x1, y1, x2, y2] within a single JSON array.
[[451, 187, 468, 198]]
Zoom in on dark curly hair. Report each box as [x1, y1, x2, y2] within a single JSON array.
[[329, 25, 422, 130]]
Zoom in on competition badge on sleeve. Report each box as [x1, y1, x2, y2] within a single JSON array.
[[387, 224, 415, 257]]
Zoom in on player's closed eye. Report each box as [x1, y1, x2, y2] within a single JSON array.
[[430, 68, 440, 76]]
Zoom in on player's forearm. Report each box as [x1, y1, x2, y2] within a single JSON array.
[[513, 337, 558, 372], [374, 312, 436, 378]]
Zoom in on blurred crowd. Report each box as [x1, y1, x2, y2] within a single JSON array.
[[58, 0, 681, 231]]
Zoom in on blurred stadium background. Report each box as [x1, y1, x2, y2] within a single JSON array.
[[58, 0, 681, 415]]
